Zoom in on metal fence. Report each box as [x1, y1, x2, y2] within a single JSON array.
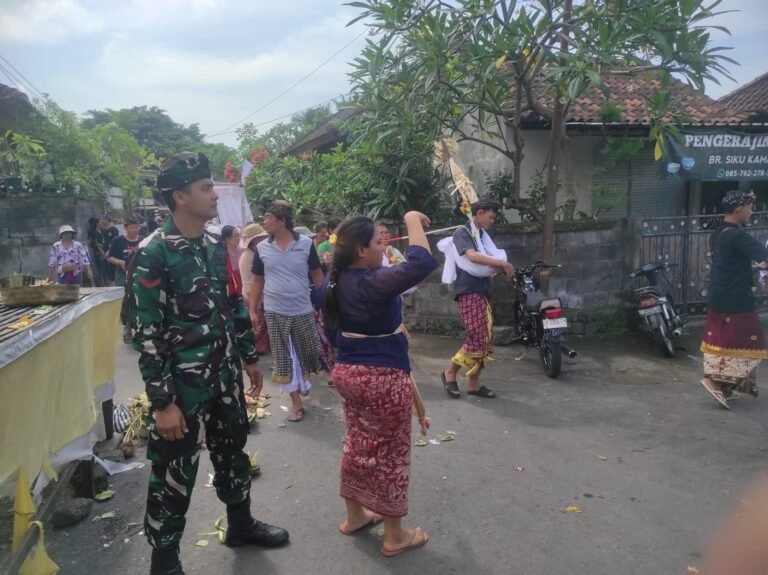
[[639, 211, 768, 314]]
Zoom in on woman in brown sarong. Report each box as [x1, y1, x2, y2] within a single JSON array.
[[239, 223, 271, 354], [700, 191, 768, 409], [322, 212, 437, 557]]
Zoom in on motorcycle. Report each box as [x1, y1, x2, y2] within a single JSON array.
[[628, 261, 685, 358], [512, 261, 577, 378]]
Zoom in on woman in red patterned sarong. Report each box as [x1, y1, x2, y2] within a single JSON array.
[[700, 191, 768, 409], [322, 212, 437, 557]]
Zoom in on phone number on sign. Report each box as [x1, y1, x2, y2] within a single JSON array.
[[721, 169, 768, 178]]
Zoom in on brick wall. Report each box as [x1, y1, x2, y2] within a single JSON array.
[[0, 193, 104, 278], [404, 220, 634, 335]]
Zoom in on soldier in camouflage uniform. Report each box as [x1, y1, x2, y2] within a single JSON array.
[[129, 152, 289, 575]]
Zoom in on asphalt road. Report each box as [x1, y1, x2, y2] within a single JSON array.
[[44, 327, 768, 575]]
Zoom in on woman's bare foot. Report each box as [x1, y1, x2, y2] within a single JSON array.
[[381, 527, 429, 557], [338, 510, 383, 535]]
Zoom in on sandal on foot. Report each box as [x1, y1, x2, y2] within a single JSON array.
[[288, 408, 305, 422], [380, 528, 429, 558], [467, 385, 496, 398], [700, 379, 729, 410], [338, 514, 383, 536], [441, 372, 461, 399]]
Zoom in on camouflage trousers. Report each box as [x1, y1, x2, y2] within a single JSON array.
[[144, 380, 251, 550]]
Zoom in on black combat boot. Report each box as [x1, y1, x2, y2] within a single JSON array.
[[149, 546, 184, 575], [224, 498, 290, 548]]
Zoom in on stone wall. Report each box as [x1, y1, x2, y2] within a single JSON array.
[[0, 193, 105, 278], [404, 219, 635, 336]]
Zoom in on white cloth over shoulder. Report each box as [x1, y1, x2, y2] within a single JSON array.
[[438, 221, 506, 285]]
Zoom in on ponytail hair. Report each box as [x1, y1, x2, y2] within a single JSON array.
[[323, 216, 375, 330]]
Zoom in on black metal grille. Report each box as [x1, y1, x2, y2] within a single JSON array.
[[639, 212, 768, 314]]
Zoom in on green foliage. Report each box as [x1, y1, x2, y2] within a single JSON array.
[[484, 169, 514, 224], [346, 0, 736, 223], [521, 171, 565, 223], [22, 99, 146, 207], [0, 130, 45, 177], [589, 305, 634, 338], [82, 105, 205, 159], [244, 142, 442, 220], [240, 100, 443, 220], [597, 102, 623, 123], [82, 104, 240, 179]]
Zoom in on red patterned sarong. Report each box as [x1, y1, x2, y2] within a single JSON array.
[[453, 292, 493, 376], [332, 364, 413, 518], [701, 310, 767, 396], [243, 296, 271, 354]]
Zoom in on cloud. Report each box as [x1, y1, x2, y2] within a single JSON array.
[[0, 0, 348, 45], [96, 11, 365, 89], [85, 9, 364, 144], [0, 0, 104, 44]]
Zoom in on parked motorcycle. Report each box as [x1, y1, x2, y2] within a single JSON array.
[[512, 261, 577, 378], [628, 261, 685, 358]]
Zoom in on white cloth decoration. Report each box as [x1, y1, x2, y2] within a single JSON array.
[[438, 221, 506, 285]]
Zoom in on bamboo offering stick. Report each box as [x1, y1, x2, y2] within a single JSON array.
[[381, 224, 463, 244]]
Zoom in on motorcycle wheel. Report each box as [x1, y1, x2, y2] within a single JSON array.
[[652, 322, 675, 358], [540, 339, 562, 378], [514, 301, 526, 337]]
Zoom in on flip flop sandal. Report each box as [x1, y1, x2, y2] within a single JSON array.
[[288, 408, 306, 422], [338, 514, 383, 536], [467, 385, 496, 398], [380, 528, 429, 558], [699, 379, 730, 410], [441, 372, 461, 399]]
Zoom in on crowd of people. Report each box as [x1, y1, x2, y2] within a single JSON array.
[[52, 149, 762, 575]]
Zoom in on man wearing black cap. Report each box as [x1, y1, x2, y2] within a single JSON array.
[[128, 152, 288, 575]]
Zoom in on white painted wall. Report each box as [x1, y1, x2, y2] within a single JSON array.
[[451, 118, 597, 221]]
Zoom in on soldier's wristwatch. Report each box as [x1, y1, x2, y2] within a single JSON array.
[[151, 395, 175, 411]]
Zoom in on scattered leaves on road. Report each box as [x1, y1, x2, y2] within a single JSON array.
[[565, 506, 582, 513], [414, 439, 428, 447], [94, 489, 115, 501], [93, 511, 116, 521], [194, 540, 209, 547]]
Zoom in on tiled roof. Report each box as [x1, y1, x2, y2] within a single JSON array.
[[718, 71, 768, 115], [281, 108, 361, 156], [0, 82, 36, 132], [515, 71, 746, 126]]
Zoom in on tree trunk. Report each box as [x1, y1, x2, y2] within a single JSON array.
[[541, 0, 571, 274], [561, 134, 577, 220], [542, 102, 563, 262]]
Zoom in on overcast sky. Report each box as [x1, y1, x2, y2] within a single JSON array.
[[0, 0, 765, 148]]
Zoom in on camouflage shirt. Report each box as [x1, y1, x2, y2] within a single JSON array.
[[129, 218, 258, 406]]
